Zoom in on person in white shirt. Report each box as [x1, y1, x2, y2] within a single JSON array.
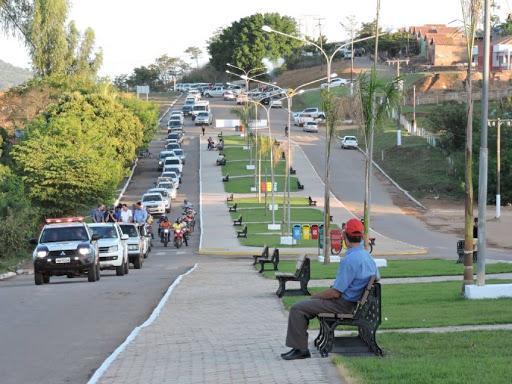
[[120, 204, 133, 223]]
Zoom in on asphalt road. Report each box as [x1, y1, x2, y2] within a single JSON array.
[[0, 95, 202, 384], [209, 97, 511, 260]]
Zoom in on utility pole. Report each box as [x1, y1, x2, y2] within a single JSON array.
[[341, 16, 359, 95], [386, 58, 409, 145], [477, 0, 491, 286], [315, 17, 326, 70], [488, 118, 510, 219]]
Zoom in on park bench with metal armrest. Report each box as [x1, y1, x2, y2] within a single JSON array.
[[308, 196, 317, 206], [226, 193, 234, 202], [275, 255, 311, 297], [228, 203, 237, 212], [252, 245, 269, 265], [258, 248, 279, 273], [233, 215, 243, 226], [297, 180, 304, 190], [314, 276, 383, 357], [236, 225, 248, 238], [222, 174, 229, 182]]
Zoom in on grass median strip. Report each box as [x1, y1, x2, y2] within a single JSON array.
[[281, 280, 512, 329], [262, 259, 512, 280], [335, 331, 512, 384]]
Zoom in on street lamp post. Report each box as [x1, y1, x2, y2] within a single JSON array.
[[488, 118, 510, 219], [240, 74, 335, 242], [262, 25, 383, 262]]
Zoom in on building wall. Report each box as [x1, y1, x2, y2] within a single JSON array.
[[433, 45, 466, 66]]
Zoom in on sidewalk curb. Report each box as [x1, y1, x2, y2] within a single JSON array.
[[0, 272, 16, 281], [197, 247, 428, 257], [87, 263, 198, 384], [116, 96, 180, 206]]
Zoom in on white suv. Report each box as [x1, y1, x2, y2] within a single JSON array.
[[89, 223, 129, 276], [341, 135, 358, 149], [142, 192, 167, 214]]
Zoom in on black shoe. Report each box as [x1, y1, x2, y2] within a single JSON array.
[[281, 349, 311, 361], [280, 348, 297, 358]]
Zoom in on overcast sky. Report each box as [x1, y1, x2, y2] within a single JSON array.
[[1, 0, 511, 77]]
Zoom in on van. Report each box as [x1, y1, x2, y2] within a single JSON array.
[[191, 101, 210, 119]]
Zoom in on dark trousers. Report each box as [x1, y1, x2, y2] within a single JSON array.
[[286, 297, 355, 351]]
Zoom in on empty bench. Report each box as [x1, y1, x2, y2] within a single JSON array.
[[290, 167, 296, 175], [258, 248, 279, 273], [275, 255, 311, 297], [314, 276, 383, 357], [297, 180, 304, 190], [252, 246, 269, 265], [222, 174, 229, 182], [233, 215, 243, 226], [237, 225, 248, 238], [228, 203, 237, 212], [226, 193, 234, 202], [308, 196, 317, 206]]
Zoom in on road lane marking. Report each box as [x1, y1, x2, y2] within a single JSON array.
[[87, 263, 198, 384]]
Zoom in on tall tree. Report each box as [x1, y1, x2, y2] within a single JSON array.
[[29, 0, 69, 76], [208, 12, 301, 71], [0, 0, 32, 42], [154, 55, 188, 90], [65, 22, 102, 77], [184, 46, 202, 68], [460, 0, 483, 292]]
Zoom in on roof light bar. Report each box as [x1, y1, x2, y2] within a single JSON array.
[[45, 217, 84, 224]]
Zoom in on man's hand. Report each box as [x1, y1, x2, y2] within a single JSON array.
[[312, 288, 341, 300]]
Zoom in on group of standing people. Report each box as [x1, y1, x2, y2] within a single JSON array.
[[92, 202, 152, 225]]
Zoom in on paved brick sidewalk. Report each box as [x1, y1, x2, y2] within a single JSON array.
[[98, 258, 341, 384]]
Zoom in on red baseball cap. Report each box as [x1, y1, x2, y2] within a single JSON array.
[[345, 218, 364, 236]]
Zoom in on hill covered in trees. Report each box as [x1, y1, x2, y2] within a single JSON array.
[[0, 59, 32, 90]]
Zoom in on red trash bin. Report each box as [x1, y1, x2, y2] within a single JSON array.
[[311, 224, 319, 240], [330, 229, 343, 254]]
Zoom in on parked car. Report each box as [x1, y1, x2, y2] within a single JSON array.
[[163, 156, 183, 173], [158, 150, 176, 171], [303, 121, 319, 133], [203, 87, 224, 97], [171, 148, 186, 164], [118, 223, 146, 269], [147, 188, 172, 212], [321, 78, 349, 89], [270, 97, 283, 108], [236, 93, 249, 104], [195, 111, 213, 126], [141, 193, 167, 215], [89, 223, 129, 276], [223, 90, 236, 101], [341, 135, 358, 149], [30, 217, 101, 285]]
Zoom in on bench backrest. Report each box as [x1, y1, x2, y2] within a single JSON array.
[[294, 255, 310, 280], [271, 248, 279, 262], [262, 246, 269, 258], [353, 276, 381, 326]]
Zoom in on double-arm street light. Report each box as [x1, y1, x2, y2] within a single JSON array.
[[240, 73, 337, 243], [226, 63, 267, 91], [262, 24, 383, 261]]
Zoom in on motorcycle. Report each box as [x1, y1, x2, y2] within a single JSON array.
[[173, 228, 184, 248], [161, 228, 170, 247], [182, 214, 195, 233]]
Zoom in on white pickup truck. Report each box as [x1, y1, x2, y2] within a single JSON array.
[[294, 108, 326, 126], [203, 87, 225, 97]]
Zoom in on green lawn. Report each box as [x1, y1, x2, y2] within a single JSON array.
[[262, 259, 512, 280], [222, 158, 287, 176], [0, 254, 29, 274], [223, 175, 299, 193], [234, 196, 314, 207], [349, 122, 465, 199], [336, 331, 512, 384], [282, 280, 512, 329], [292, 86, 349, 112]]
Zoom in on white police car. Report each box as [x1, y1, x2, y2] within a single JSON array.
[[31, 217, 101, 285]]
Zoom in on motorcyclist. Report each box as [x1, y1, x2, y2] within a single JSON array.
[[159, 216, 171, 242], [183, 200, 193, 210], [173, 218, 189, 247]]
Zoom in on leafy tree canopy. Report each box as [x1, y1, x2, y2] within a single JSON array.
[[208, 13, 301, 72]]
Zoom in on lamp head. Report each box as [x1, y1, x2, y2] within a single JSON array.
[[329, 72, 338, 78], [261, 25, 273, 33], [240, 74, 248, 80]]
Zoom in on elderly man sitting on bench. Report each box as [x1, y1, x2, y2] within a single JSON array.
[[281, 218, 378, 361]]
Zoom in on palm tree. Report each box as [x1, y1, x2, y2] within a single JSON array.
[[460, 0, 482, 292], [357, 73, 400, 238]]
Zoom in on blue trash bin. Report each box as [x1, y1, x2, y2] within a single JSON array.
[[292, 224, 302, 240]]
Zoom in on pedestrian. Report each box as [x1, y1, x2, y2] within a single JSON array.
[[280, 218, 378, 360], [133, 201, 148, 226], [120, 203, 133, 223], [473, 218, 478, 239], [202, 125, 206, 136], [113, 204, 122, 222], [104, 207, 116, 223], [92, 204, 105, 223], [285, 125, 289, 137]]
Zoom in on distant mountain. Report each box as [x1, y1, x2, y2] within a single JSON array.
[[0, 59, 32, 90]]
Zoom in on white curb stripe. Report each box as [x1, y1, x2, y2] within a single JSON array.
[[199, 136, 204, 250], [87, 263, 199, 384]]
